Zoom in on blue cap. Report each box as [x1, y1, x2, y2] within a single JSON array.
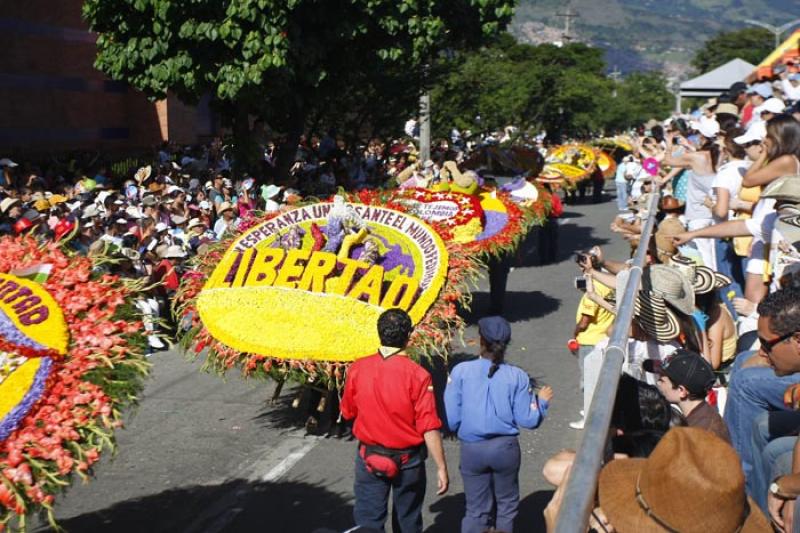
[[748, 82, 773, 99], [478, 316, 511, 344]]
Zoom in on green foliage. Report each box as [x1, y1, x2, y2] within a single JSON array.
[[83, 0, 516, 153], [691, 27, 774, 74], [601, 71, 675, 132], [431, 37, 673, 139]]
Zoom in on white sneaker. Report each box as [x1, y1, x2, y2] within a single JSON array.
[[569, 419, 585, 430], [148, 335, 166, 350]]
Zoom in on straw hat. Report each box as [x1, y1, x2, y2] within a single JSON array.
[[217, 201, 233, 215], [669, 255, 731, 295], [642, 264, 695, 316], [634, 290, 680, 342], [134, 166, 152, 183], [162, 245, 187, 259], [599, 427, 769, 533], [762, 175, 800, 205], [0, 197, 20, 214]]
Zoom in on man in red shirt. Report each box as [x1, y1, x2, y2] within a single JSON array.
[[341, 309, 448, 532]]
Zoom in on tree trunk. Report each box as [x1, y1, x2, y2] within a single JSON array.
[[274, 99, 307, 186]]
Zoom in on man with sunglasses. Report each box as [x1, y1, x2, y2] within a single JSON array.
[[723, 287, 800, 529]]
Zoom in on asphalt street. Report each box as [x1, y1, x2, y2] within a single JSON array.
[[35, 190, 629, 533]]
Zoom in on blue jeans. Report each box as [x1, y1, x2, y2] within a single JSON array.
[[714, 238, 744, 303], [615, 182, 628, 211], [749, 410, 800, 512], [353, 450, 426, 532], [460, 436, 521, 533], [724, 351, 800, 479]]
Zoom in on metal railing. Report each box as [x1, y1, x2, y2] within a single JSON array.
[[554, 190, 661, 532]]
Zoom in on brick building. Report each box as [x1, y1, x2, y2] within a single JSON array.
[[0, 2, 215, 154]]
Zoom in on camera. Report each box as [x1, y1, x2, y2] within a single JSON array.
[[574, 276, 587, 291], [575, 250, 600, 269]]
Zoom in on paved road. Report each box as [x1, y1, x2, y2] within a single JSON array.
[[36, 191, 629, 533]]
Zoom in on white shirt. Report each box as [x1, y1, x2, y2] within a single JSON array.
[[745, 198, 778, 244], [711, 160, 750, 222], [782, 79, 800, 102]]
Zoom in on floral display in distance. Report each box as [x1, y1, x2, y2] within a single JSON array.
[[177, 184, 551, 391], [0, 237, 149, 532]]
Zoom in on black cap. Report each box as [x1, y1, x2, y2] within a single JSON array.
[[729, 81, 747, 95], [643, 350, 715, 396], [478, 316, 511, 344]]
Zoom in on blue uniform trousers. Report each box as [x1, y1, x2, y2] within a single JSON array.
[[353, 451, 426, 533], [459, 435, 521, 533]]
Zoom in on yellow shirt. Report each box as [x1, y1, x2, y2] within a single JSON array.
[[575, 281, 615, 346]]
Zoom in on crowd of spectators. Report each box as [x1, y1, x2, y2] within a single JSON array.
[[545, 62, 800, 531]]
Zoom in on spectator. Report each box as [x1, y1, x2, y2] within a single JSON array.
[[643, 350, 730, 442]]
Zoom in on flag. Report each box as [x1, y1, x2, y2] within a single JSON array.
[[10, 264, 53, 284]]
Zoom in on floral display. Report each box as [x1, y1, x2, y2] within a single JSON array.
[[177, 184, 551, 390], [390, 188, 484, 244], [0, 237, 149, 532]]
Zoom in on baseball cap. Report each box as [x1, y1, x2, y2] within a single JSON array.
[[747, 82, 773, 99], [757, 97, 786, 115], [689, 117, 720, 139], [478, 316, 512, 344], [733, 121, 767, 145], [643, 350, 715, 396]]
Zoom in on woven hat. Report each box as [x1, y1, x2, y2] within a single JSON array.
[[642, 264, 695, 316], [669, 255, 731, 295], [762, 175, 800, 205], [134, 166, 152, 183], [599, 427, 769, 533], [217, 201, 233, 215], [0, 197, 19, 214], [634, 291, 680, 342]]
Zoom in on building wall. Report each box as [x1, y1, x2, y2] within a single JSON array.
[[0, 1, 213, 153]]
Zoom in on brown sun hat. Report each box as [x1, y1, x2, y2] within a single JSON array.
[[599, 427, 769, 533]]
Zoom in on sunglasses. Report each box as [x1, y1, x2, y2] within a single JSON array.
[[759, 331, 796, 355]]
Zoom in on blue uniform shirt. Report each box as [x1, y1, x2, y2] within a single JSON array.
[[444, 358, 549, 443]]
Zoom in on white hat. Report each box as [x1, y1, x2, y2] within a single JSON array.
[[734, 121, 767, 145], [171, 161, 182, 170], [0, 158, 18, 168], [81, 204, 100, 219], [187, 218, 204, 230], [0, 197, 19, 213], [748, 82, 773, 99], [204, 180, 213, 190], [262, 184, 281, 199], [690, 117, 720, 138], [125, 206, 144, 219], [199, 200, 211, 210], [757, 97, 786, 115], [114, 217, 128, 225], [155, 222, 169, 233], [166, 185, 184, 195], [162, 245, 187, 259], [171, 214, 187, 225]]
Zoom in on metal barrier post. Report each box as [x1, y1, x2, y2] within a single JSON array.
[[554, 190, 660, 533]]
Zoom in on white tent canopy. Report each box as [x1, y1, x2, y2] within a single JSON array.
[[680, 58, 756, 98]]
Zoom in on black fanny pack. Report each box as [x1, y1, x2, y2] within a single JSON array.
[[359, 443, 424, 480]]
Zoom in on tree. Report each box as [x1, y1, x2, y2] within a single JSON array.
[[82, 0, 515, 177], [601, 71, 674, 132], [691, 27, 774, 74]]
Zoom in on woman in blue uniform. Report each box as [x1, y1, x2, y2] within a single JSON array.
[[444, 316, 553, 533]]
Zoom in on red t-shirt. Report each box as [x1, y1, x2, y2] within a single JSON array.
[[341, 353, 442, 449]]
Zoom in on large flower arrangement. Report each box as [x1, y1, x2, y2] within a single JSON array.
[[390, 188, 484, 243], [0, 236, 149, 532], [176, 186, 551, 390]]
